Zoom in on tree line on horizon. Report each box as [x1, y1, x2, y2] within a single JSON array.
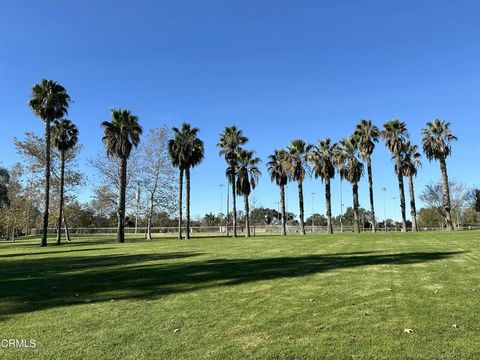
[[0, 79, 471, 245]]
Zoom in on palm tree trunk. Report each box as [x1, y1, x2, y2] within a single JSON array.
[[440, 158, 454, 231], [41, 119, 51, 247], [56, 150, 66, 245], [244, 194, 250, 237], [117, 156, 127, 243], [185, 167, 191, 239], [298, 181, 306, 235], [177, 169, 183, 239], [367, 157, 376, 232], [407, 174, 418, 232], [352, 182, 360, 233], [232, 177, 237, 237], [280, 184, 287, 236], [325, 177, 333, 234], [395, 154, 407, 232], [64, 216, 71, 242]]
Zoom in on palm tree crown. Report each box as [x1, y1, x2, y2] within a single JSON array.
[[381, 119, 409, 154], [29, 79, 71, 121], [334, 137, 364, 184], [235, 149, 261, 197], [217, 125, 248, 165], [169, 123, 205, 169], [421, 119, 457, 161], [308, 138, 336, 182], [354, 119, 380, 160], [267, 150, 288, 187], [52, 119, 79, 153], [285, 139, 312, 182], [400, 142, 422, 177], [102, 109, 142, 159]]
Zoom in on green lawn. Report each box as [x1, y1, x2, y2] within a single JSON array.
[[1, 231, 479, 359]]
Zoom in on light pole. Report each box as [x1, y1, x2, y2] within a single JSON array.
[[311, 192, 316, 233], [382, 187, 387, 232]]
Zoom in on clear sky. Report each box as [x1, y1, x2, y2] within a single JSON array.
[[1, 0, 480, 221]]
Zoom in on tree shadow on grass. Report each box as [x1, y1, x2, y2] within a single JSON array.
[[0, 247, 117, 258], [0, 250, 463, 319]]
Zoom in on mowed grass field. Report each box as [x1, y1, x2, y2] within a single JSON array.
[[1, 231, 479, 360]]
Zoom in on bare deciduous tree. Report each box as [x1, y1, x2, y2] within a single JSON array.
[[139, 127, 177, 240]]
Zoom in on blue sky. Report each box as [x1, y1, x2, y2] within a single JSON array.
[[1, 0, 480, 221]]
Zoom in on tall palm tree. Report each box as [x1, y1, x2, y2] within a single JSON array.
[[354, 119, 380, 232], [308, 138, 336, 234], [235, 149, 261, 237], [217, 126, 248, 237], [28, 79, 71, 246], [168, 126, 187, 239], [285, 139, 312, 235], [399, 141, 421, 232], [334, 137, 364, 233], [176, 124, 204, 239], [102, 109, 142, 243], [421, 119, 457, 230], [267, 149, 288, 236], [51, 119, 79, 245], [381, 120, 409, 232]]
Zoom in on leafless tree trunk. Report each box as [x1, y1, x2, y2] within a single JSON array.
[[64, 216, 71, 242]]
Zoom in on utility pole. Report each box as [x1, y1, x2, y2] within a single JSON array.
[[135, 180, 140, 234], [382, 187, 387, 232]]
